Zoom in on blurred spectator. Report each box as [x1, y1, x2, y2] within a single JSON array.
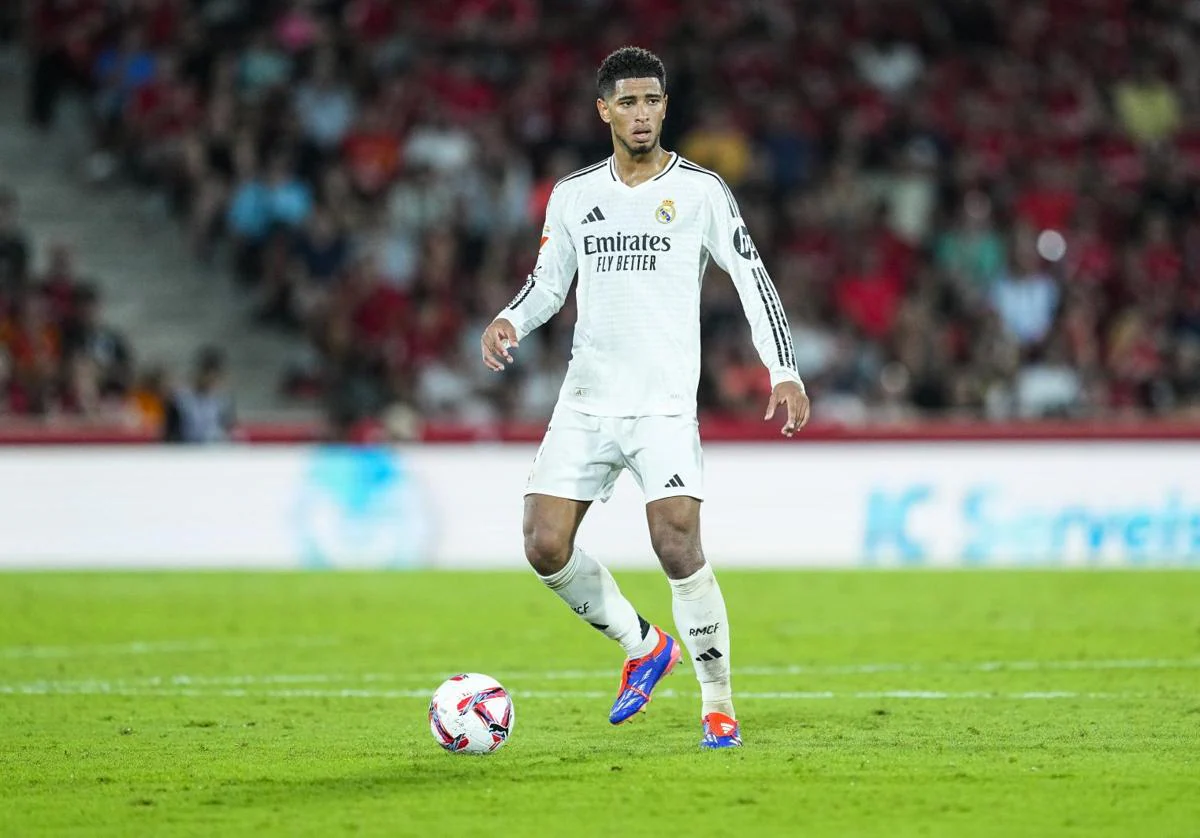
[[1013, 160, 1077, 232], [0, 291, 60, 415], [227, 150, 313, 283], [38, 242, 81, 323], [0, 189, 30, 294], [279, 206, 351, 328], [1168, 336, 1200, 414], [936, 192, 1005, 293], [758, 100, 817, 195], [989, 243, 1060, 347], [854, 29, 924, 99], [789, 295, 839, 383], [1114, 56, 1182, 147], [26, 0, 104, 129], [836, 249, 904, 343], [238, 30, 292, 104], [679, 105, 752, 186], [164, 346, 234, 442], [1014, 338, 1083, 418], [1106, 301, 1167, 412], [341, 104, 402, 199], [93, 25, 156, 124], [127, 365, 169, 432], [61, 285, 133, 399], [0, 205, 149, 420], [292, 48, 356, 154], [402, 105, 475, 174]]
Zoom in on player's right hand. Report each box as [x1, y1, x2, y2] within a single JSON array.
[[481, 317, 519, 372]]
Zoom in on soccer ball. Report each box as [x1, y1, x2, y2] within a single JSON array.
[[428, 673, 515, 755]]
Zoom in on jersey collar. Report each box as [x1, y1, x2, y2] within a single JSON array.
[[608, 151, 679, 189]]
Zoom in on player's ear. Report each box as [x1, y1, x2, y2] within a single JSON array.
[[596, 97, 611, 124]]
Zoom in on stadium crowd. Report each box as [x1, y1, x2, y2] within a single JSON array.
[[0, 186, 149, 422], [17, 0, 1200, 432], [0, 183, 234, 439]]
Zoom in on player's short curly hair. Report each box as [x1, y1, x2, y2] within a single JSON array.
[[597, 46, 667, 100]]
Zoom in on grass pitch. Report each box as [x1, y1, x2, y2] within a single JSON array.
[[1, 570, 1198, 837]]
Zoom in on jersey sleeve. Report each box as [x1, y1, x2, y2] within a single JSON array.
[[497, 187, 576, 341], [700, 179, 803, 390]]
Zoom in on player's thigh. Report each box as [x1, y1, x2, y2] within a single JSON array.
[[525, 407, 623, 504], [622, 414, 704, 504]]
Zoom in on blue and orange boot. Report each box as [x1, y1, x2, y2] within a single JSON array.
[[701, 712, 742, 748], [608, 626, 681, 724]]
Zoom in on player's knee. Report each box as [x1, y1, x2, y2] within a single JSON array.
[[523, 522, 573, 575], [649, 518, 701, 575]]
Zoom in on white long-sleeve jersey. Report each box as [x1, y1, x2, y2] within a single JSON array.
[[499, 153, 801, 417]]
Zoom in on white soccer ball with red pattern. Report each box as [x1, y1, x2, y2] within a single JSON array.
[[428, 673, 515, 755]]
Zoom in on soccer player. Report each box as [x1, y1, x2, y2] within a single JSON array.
[[480, 46, 809, 749]]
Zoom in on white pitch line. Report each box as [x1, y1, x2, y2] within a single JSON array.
[[2, 642, 1195, 678], [738, 657, 1200, 677], [371, 656, 1200, 683], [0, 683, 1157, 701], [3, 657, 1197, 694], [0, 637, 337, 660]]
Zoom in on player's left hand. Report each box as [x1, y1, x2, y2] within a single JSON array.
[[764, 381, 810, 438]]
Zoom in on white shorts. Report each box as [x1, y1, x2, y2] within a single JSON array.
[[525, 406, 703, 504]]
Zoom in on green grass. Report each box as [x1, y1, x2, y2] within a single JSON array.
[[1, 571, 1198, 837]]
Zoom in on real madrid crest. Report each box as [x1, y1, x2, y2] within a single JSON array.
[[655, 199, 676, 224]]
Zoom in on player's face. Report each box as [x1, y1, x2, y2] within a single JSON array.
[[597, 78, 667, 157]]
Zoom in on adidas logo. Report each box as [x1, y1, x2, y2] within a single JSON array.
[[695, 647, 723, 662], [580, 206, 606, 224], [664, 474, 685, 489]]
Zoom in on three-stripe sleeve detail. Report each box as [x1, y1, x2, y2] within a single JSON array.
[[506, 276, 536, 310], [752, 266, 795, 371]]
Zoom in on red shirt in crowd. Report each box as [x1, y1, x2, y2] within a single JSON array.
[[404, 299, 462, 364], [1175, 128, 1200, 176], [344, 0, 400, 44], [1014, 184, 1078, 231], [342, 130, 402, 196], [1096, 133, 1144, 188], [352, 284, 408, 348], [836, 270, 903, 340], [128, 80, 200, 139], [138, 0, 182, 48], [1067, 231, 1116, 286], [1140, 243, 1182, 286]]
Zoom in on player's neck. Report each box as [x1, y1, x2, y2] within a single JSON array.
[[611, 145, 671, 188]]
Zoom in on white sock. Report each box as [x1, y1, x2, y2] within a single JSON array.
[[539, 546, 657, 658], [669, 563, 734, 718]]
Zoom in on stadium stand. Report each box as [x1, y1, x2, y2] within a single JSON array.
[[15, 0, 1200, 438]]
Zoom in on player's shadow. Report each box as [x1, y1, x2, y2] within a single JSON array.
[[206, 734, 704, 810]]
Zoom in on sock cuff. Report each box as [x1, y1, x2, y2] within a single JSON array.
[[538, 546, 584, 589], [668, 562, 716, 599]]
